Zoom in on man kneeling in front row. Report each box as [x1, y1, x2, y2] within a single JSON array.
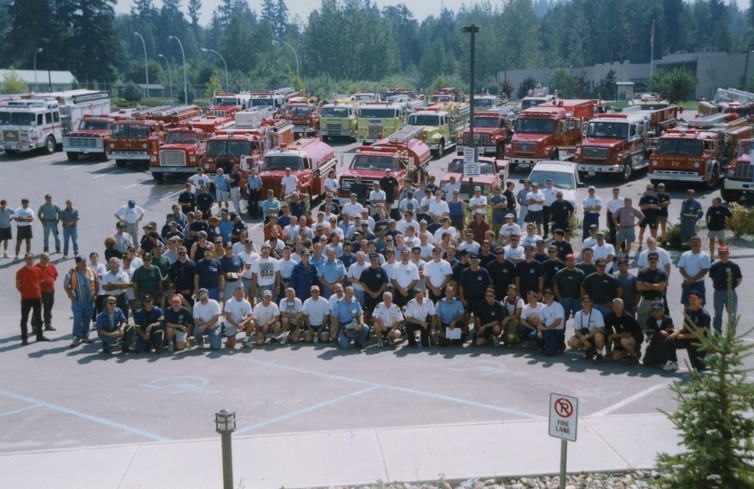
[[372, 291, 404, 347], [567, 295, 606, 364]]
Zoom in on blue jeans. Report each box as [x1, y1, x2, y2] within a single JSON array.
[[518, 205, 528, 226], [583, 213, 599, 240], [528, 328, 565, 356], [712, 289, 737, 333], [135, 327, 165, 352], [71, 300, 94, 339], [561, 298, 581, 324], [337, 324, 369, 349], [62, 226, 78, 256], [593, 303, 613, 319], [43, 222, 60, 252], [680, 219, 697, 245], [193, 324, 222, 349]]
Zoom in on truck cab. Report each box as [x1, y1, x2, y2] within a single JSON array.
[[357, 102, 405, 144], [284, 101, 320, 138], [408, 103, 469, 159], [259, 138, 337, 201], [63, 115, 113, 161], [320, 103, 358, 142], [0, 98, 61, 154], [440, 156, 508, 200], [457, 110, 514, 159]]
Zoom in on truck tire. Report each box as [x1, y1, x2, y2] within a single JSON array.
[[44, 136, 56, 154], [152, 172, 165, 183], [115, 160, 128, 168], [620, 160, 632, 182], [721, 188, 742, 203], [66, 152, 79, 162], [432, 138, 445, 159], [703, 168, 719, 190]]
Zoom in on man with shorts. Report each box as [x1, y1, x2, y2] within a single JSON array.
[[251, 244, 280, 303], [655, 183, 671, 236], [0, 199, 13, 258], [705, 197, 732, 258], [638, 184, 659, 248], [164, 293, 193, 352], [251, 290, 282, 345], [13, 198, 34, 260], [677, 236, 710, 310], [303, 285, 331, 343], [612, 197, 644, 258], [604, 298, 643, 364], [473, 287, 505, 347], [223, 284, 254, 348], [371, 291, 404, 347], [279, 287, 304, 343], [567, 295, 606, 363], [134, 295, 164, 353]]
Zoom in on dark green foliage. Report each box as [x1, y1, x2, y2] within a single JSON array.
[[122, 82, 143, 102], [647, 67, 699, 103], [517, 77, 537, 99]]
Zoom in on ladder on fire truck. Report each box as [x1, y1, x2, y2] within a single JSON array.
[[688, 112, 736, 129], [713, 88, 754, 105], [388, 125, 423, 144]]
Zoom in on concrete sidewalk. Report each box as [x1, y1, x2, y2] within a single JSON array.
[[1, 413, 681, 489]]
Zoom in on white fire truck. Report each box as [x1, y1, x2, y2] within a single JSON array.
[[0, 90, 110, 155]]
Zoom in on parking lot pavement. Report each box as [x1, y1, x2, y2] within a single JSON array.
[[0, 140, 752, 487]]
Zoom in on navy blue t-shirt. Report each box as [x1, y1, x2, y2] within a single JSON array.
[[709, 260, 742, 291], [195, 258, 224, 289]]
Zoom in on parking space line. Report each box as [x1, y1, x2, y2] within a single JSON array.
[[64, 165, 79, 171], [590, 380, 675, 417], [0, 404, 41, 418], [230, 356, 543, 420], [234, 385, 380, 435], [160, 190, 184, 201], [123, 181, 147, 189], [0, 390, 170, 442]]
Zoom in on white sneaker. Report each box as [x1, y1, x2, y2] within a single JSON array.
[[168, 343, 174, 353], [492, 336, 500, 347], [662, 361, 679, 372], [2, 252, 7, 258], [377, 338, 384, 348]]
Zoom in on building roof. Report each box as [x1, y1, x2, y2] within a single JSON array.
[[137, 83, 166, 90], [0, 69, 77, 85]]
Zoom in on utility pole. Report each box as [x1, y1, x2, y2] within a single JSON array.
[[463, 24, 480, 161]]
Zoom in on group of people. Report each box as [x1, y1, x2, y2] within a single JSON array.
[[10, 172, 744, 372]]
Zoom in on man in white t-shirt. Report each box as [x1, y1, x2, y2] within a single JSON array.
[[223, 284, 254, 348], [369, 183, 387, 210], [342, 193, 364, 219], [591, 232, 616, 273], [251, 244, 281, 303], [433, 217, 458, 243], [428, 191, 449, 220], [346, 252, 369, 303], [404, 289, 436, 347], [303, 285, 331, 343], [423, 247, 452, 302], [525, 182, 545, 236], [251, 290, 281, 345], [280, 168, 300, 200], [531, 289, 566, 356], [469, 186, 488, 217], [192, 289, 224, 350], [372, 291, 404, 347], [498, 214, 522, 245], [566, 295, 606, 363], [279, 287, 304, 343]]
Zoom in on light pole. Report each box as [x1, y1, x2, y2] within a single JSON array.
[[33, 48, 43, 92], [201, 48, 229, 92], [134, 31, 149, 99], [463, 24, 480, 160], [158, 54, 173, 100], [169, 35, 188, 105], [215, 409, 236, 489], [743, 44, 754, 90], [272, 40, 300, 83]]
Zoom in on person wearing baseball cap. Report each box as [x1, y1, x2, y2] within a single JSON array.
[[664, 290, 710, 371], [302, 284, 331, 344], [582, 184, 602, 240], [163, 293, 192, 353], [552, 252, 585, 324], [114, 199, 145, 246], [642, 300, 676, 370], [709, 245, 742, 334], [457, 250, 492, 333], [250, 288, 282, 346]]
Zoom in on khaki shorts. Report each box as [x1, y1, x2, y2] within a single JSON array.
[[707, 229, 726, 240]]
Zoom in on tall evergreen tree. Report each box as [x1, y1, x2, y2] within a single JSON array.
[[61, 0, 118, 84], [187, 0, 201, 26], [5, 0, 66, 70]]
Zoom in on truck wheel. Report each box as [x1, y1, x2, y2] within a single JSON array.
[[620, 160, 632, 182], [4, 149, 18, 156], [704, 168, 719, 190], [44, 136, 56, 154], [115, 160, 127, 168], [66, 152, 79, 162], [721, 188, 742, 203], [322, 136, 329, 143], [99, 152, 110, 161], [152, 172, 165, 183]]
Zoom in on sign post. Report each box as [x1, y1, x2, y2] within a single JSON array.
[[549, 393, 578, 489]]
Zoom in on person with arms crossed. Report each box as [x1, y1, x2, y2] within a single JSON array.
[[708, 246, 742, 334], [164, 293, 193, 352], [95, 296, 131, 354]]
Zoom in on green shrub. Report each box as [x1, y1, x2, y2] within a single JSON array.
[[728, 203, 754, 238], [122, 82, 143, 102], [662, 223, 683, 250]]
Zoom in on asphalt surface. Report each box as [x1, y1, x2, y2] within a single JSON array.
[[1, 113, 753, 462]]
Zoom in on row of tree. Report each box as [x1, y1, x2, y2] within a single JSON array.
[[0, 0, 750, 99]]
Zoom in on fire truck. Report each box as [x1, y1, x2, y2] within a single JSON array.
[[320, 101, 358, 142], [407, 103, 470, 159], [506, 99, 596, 170], [473, 94, 501, 109], [107, 105, 201, 168], [0, 90, 110, 155], [457, 109, 515, 159], [208, 92, 251, 116], [721, 146, 754, 203], [249, 88, 299, 110], [62, 109, 136, 162], [258, 138, 337, 202], [283, 99, 320, 138], [338, 125, 431, 202], [149, 115, 235, 182], [440, 156, 509, 201], [623, 100, 679, 134], [574, 113, 652, 182], [520, 86, 555, 110], [648, 113, 752, 189], [698, 88, 754, 120], [352, 92, 382, 103], [356, 102, 407, 144], [428, 87, 465, 104]]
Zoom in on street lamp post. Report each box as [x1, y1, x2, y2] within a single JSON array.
[[134, 31, 149, 99], [169, 35, 188, 105], [201, 48, 229, 92], [215, 409, 236, 489], [272, 40, 300, 83], [463, 24, 480, 161], [33, 48, 43, 92], [158, 54, 173, 100]]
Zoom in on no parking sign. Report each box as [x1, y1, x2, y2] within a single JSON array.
[[549, 392, 578, 442]]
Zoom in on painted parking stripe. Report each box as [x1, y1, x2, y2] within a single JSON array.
[[590, 380, 675, 417], [0, 404, 41, 418], [0, 390, 169, 442]]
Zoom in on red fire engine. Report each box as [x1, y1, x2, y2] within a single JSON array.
[[283, 99, 320, 138], [62, 109, 136, 161], [457, 109, 514, 159], [258, 138, 337, 202]]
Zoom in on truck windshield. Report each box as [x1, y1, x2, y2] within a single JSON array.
[[0, 111, 35, 126], [429, 95, 452, 104], [515, 118, 554, 134], [354, 94, 376, 101], [287, 106, 312, 117], [261, 155, 304, 171], [447, 159, 495, 174], [656, 138, 704, 156], [473, 117, 499, 128], [213, 97, 237, 106], [408, 114, 441, 126], [359, 108, 398, 118], [111, 124, 150, 139], [475, 98, 495, 108], [528, 170, 575, 190], [322, 107, 351, 118], [351, 155, 397, 171], [251, 98, 274, 107], [521, 99, 546, 110], [78, 119, 110, 131], [586, 122, 629, 139], [165, 132, 199, 144], [206, 140, 255, 157]]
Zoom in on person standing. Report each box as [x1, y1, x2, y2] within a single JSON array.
[[503, 181, 517, 222], [16, 254, 49, 345], [612, 197, 644, 258], [34, 252, 58, 333], [705, 197, 732, 258], [709, 246, 742, 334], [13, 198, 34, 260], [637, 184, 659, 249], [541, 179, 558, 239], [677, 235, 710, 310], [516, 179, 531, 226], [605, 187, 622, 247], [635, 251, 668, 331], [655, 183, 671, 237], [679, 189, 703, 248], [213, 168, 230, 211], [228, 163, 243, 214], [37, 194, 62, 254], [525, 182, 545, 236], [582, 186, 602, 240], [246, 167, 263, 218], [64, 256, 99, 347], [0, 199, 13, 258], [114, 200, 145, 246], [59, 199, 79, 259]]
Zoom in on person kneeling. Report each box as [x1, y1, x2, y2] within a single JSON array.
[[251, 290, 282, 346], [605, 298, 643, 364], [193, 290, 223, 350], [96, 295, 132, 354], [331, 286, 369, 350], [473, 287, 504, 347], [372, 291, 404, 347], [567, 295, 606, 363]]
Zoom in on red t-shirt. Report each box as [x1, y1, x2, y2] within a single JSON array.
[[16, 266, 42, 299], [35, 263, 58, 293]]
